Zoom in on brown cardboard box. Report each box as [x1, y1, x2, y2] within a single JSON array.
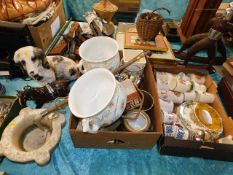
[[69, 62, 162, 149], [28, 0, 66, 50], [110, 0, 140, 13], [153, 65, 233, 161], [218, 77, 233, 117]]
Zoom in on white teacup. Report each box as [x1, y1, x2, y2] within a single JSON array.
[[68, 68, 126, 133], [168, 79, 192, 93], [184, 91, 197, 101], [159, 99, 174, 113], [78, 36, 120, 73], [196, 92, 215, 104]]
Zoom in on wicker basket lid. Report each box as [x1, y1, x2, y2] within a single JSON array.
[[93, 0, 118, 13]]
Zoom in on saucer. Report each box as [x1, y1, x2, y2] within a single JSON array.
[[194, 103, 222, 131]]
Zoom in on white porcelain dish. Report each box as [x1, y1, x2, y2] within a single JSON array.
[[69, 68, 116, 118]]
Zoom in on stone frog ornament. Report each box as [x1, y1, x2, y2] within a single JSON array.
[[14, 46, 79, 84], [177, 7, 233, 73]]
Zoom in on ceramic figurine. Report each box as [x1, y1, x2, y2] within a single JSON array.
[[17, 81, 69, 108], [14, 46, 79, 84]]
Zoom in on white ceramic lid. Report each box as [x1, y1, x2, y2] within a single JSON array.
[[68, 68, 116, 118]]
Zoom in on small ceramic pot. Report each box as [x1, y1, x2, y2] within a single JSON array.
[[158, 89, 170, 101], [184, 91, 197, 101], [196, 92, 215, 104], [68, 68, 127, 133], [193, 82, 207, 93], [156, 72, 175, 90], [161, 111, 177, 125], [159, 99, 174, 113], [168, 79, 192, 92], [189, 74, 205, 84], [163, 124, 189, 140], [168, 91, 184, 104], [78, 36, 120, 73], [176, 72, 190, 81]]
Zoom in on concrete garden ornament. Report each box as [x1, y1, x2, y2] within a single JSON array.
[[0, 108, 65, 165]]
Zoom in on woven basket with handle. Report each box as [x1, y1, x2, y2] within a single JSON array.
[[136, 8, 170, 41]]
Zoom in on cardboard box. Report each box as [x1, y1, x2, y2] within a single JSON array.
[[69, 62, 162, 149], [110, 0, 140, 13], [28, 0, 66, 50], [218, 77, 233, 117], [153, 65, 233, 161], [0, 96, 22, 138]]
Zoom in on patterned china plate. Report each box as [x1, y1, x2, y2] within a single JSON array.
[[177, 101, 223, 140]]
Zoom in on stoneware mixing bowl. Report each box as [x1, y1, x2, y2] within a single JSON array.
[[68, 68, 126, 133], [78, 36, 120, 73]]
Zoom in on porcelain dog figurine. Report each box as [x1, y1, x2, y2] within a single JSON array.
[[14, 46, 79, 84]]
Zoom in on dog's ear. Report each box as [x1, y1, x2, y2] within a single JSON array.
[[13, 50, 20, 63], [34, 47, 45, 60], [33, 47, 50, 69]]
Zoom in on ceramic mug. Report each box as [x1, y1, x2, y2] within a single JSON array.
[[78, 36, 120, 73], [156, 72, 175, 90], [176, 72, 190, 81], [168, 91, 184, 104], [189, 74, 205, 84], [168, 79, 192, 92], [159, 99, 174, 113], [68, 68, 127, 133], [193, 82, 207, 93], [196, 92, 215, 104], [184, 91, 197, 101], [158, 89, 170, 101], [162, 111, 177, 124]]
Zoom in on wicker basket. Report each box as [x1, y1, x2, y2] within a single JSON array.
[[136, 8, 170, 41], [93, 0, 118, 22]]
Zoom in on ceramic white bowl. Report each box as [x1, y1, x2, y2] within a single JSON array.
[[78, 36, 120, 73], [69, 68, 127, 133], [69, 68, 116, 118], [79, 36, 119, 62]]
